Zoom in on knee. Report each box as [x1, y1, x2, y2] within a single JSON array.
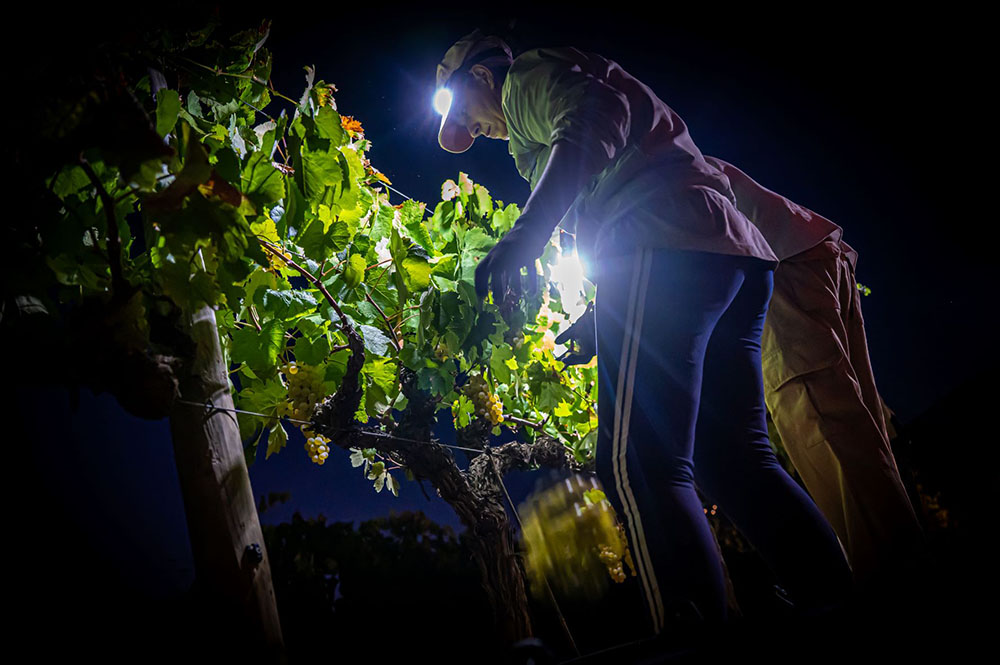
[[662, 456, 697, 488], [696, 437, 784, 487]]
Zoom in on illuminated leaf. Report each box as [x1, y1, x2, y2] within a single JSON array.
[[359, 324, 391, 357], [242, 151, 285, 205], [250, 217, 281, 244], [232, 320, 285, 378], [266, 421, 288, 459], [315, 106, 347, 144], [402, 255, 432, 292]]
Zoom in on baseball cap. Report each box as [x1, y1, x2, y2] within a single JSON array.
[[435, 28, 512, 153]]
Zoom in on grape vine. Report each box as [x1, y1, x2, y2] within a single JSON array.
[[9, 12, 602, 492]]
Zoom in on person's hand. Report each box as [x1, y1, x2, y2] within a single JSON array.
[[475, 214, 552, 304], [555, 301, 596, 366]]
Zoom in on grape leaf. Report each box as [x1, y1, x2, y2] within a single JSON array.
[[315, 106, 347, 144], [489, 344, 514, 384], [156, 89, 181, 138], [401, 255, 432, 292], [294, 334, 330, 365], [261, 289, 318, 320], [232, 320, 285, 378], [300, 143, 342, 201], [399, 200, 433, 252], [359, 324, 391, 357], [242, 151, 285, 206], [266, 421, 288, 459]]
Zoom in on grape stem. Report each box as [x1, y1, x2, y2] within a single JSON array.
[[396, 312, 419, 329], [369, 262, 393, 289], [274, 139, 289, 164], [504, 414, 542, 430], [259, 241, 362, 351], [176, 56, 299, 105], [248, 305, 263, 332], [566, 382, 597, 417], [364, 289, 401, 352], [366, 257, 393, 271]]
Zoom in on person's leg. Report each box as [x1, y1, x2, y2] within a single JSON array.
[[593, 247, 740, 638], [692, 256, 854, 614]]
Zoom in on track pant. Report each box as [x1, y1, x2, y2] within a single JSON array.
[[761, 237, 927, 589], [592, 247, 853, 639]]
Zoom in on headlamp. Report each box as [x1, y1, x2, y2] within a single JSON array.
[[433, 87, 453, 117]]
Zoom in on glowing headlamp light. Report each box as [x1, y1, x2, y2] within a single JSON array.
[[433, 87, 453, 117]]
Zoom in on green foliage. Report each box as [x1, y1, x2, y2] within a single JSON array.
[[17, 16, 599, 499]]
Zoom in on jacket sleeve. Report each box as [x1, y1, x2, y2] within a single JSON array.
[[505, 50, 631, 172]]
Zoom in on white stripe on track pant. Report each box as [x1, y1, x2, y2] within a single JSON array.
[[607, 246, 666, 636]]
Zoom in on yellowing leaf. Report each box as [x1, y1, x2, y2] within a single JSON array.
[[341, 114, 364, 135], [250, 216, 281, 243]]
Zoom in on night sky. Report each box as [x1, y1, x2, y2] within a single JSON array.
[[12, 4, 995, 612]]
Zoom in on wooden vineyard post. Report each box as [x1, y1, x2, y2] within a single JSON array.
[[169, 304, 284, 659]]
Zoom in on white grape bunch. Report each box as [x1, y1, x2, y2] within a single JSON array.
[[462, 373, 504, 426], [278, 361, 330, 465], [302, 432, 331, 466]]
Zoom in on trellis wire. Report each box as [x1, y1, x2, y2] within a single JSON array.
[[178, 397, 582, 655], [176, 398, 487, 454]]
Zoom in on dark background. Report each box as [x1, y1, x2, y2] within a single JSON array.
[[8, 3, 995, 660]]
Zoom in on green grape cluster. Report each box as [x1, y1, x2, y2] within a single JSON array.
[[278, 362, 331, 465], [504, 327, 526, 350], [596, 522, 636, 583], [303, 432, 331, 466], [278, 361, 325, 422], [463, 374, 504, 426]]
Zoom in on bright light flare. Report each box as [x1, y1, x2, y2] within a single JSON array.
[[549, 246, 590, 358], [433, 87, 453, 117], [549, 250, 588, 321]]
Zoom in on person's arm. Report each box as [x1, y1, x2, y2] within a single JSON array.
[[516, 49, 631, 217], [516, 139, 612, 240], [476, 50, 631, 301]]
